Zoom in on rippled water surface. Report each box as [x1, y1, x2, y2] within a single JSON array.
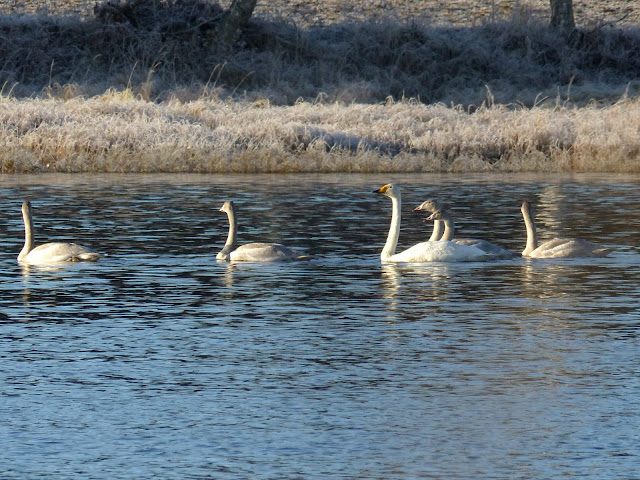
[[1, 173, 639, 479]]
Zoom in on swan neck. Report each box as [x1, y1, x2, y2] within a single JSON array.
[[522, 204, 538, 256], [428, 220, 443, 241], [18, 203, 34, 261], [225, 205, 238, 248], [217, 204, 238, 260], [440, 217, 455, 241], [382, 193, 401, 261]]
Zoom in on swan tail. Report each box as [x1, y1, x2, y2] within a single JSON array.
[[295, 254, 313, 261], [593, 248, 613, 257], [73, 252, 102, 262]]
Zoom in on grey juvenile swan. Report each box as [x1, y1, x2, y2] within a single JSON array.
[[18, 201, 101, 265], [413, 199, 444, 241], [374, 184, 493, 263], [217, 201, 310, 262], [520, 200, 612, 258], [416, 199, 515, 259]]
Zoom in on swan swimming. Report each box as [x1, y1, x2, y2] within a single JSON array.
[[374, 184, 493, 263], [18, 201, 101, 265], [217, 200, 310, 262], [521, 200, 612, 258], [417, 201, 515, 259], [413, 199, 444, 241]]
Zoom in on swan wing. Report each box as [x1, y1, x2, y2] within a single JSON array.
[[21, 242, 101, 265], [390, 241, 494, 263], [531, 238, 611, 258], [454, 238, 516, 259], [229, 242, 307, 262]]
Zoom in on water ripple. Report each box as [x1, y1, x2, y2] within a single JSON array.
[[1, 173, 639, 480]]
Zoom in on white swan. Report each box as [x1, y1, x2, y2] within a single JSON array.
[[18, 201, 101, 265], [521, 200, 612, 258], [416, 200, 515, 259], [374, 184, 493, 263], [217, 201, 310, 262], [413, 199, 444, 241]]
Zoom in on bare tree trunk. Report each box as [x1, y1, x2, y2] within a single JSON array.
[[217, 0, 257, 45], [550, 0, 575, 30]]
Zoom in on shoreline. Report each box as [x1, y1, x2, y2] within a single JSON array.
[[1, 94, 638, 174]]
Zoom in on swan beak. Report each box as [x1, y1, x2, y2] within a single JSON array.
[[425, 212, 435, 221], [373, 184, 391, 194], [413, 206, 423, 212]]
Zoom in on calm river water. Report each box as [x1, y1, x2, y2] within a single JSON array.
[[1, 173, 639, 479]]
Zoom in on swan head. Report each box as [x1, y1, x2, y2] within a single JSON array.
[[219, 201, 235, 214], [22, 200, 32, 215], [521, 200, 533, 215], [373, 184, 400, 198], [414, 199, 442, 213], [425, 209, 451, 222]]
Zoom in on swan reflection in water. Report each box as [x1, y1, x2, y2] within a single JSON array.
[[220, 262, 237, 292], [380, 262, 454, 321]]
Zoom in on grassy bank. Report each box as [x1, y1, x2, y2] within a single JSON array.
[[0, 0, 639, 173], [2, 92, 638, 173]]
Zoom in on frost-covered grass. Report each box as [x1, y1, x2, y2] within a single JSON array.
[[1, 92, 638, 173], [0, 1, 638, 173]]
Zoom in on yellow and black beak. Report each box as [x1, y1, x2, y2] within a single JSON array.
[[373, 184, 391, 194]]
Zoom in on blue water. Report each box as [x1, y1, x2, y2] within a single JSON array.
[[1, 173, 639, 479]]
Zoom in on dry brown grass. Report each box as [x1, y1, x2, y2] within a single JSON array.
[[1, 91, 638, 173], [0, 1, 638, 173]]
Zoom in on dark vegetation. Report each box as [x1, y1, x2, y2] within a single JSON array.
[[0, 0, 639, 105]]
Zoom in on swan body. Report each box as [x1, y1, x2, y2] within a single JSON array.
[[451, 238, 515, 259], [217, 201, 310, 262], [374, 184, 492, 263], [521, 201, 611, 258], [18, 201, 101, 265], [418, 201, 515, 259], [385, 239, 493, 263]]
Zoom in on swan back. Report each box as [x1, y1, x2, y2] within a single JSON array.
[[453, 238, 516, 259], [229, 243, 308, 262], [529, 238, 612, 258]]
